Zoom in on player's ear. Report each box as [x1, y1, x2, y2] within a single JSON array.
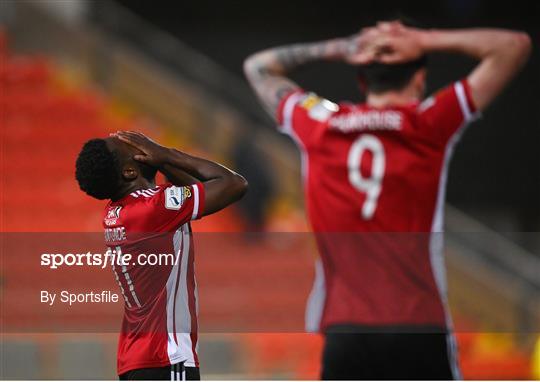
[[357, 70, 368, 94], [413, 68, 426, 96], [121, 164, 138, 181]]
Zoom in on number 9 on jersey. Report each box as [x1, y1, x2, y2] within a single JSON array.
[[347, 134, 386, 220]]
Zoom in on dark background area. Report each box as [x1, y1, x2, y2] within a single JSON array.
[[102, 0, 539, 231]]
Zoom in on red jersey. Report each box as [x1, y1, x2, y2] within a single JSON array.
[[277, 80, 477, 332], [103, 182, 205, 375]]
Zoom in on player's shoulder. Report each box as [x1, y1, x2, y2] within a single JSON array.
[[416, 80, 470, 116], [104, 183, 198, 232], [128, 185, 163, 201], [102, 185, 162, 219], [295, 92, 341, 123], [413, 81, 470, 125], [109, 185, 165, 214], [125, 183, 194, 207]]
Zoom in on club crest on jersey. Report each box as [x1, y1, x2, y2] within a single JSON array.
[[165, 186, 191, 210], [300, 93, 338, 122], [105, 206, 122, 226]]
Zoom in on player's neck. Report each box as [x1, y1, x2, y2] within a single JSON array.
[[112, 179, 156, 201], [366, 87, 420, 108]]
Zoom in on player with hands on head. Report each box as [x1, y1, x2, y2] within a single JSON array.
[[75, 131, 247, 380], [244, 19, 531, 380], [112, 130, 248, 216]]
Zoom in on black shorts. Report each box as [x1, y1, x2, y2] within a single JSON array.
[[321, 325, 460, 380], [119, 362, 200, 381]]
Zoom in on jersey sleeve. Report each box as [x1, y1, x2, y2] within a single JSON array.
[[276, 90, 339, 146], [152, 182, 205, 231], [417, 79, 479, 145]]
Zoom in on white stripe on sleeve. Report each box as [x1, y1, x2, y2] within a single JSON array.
[[454, 82, 472, 123], [280, 92, 303, 136], [191, 184, 200, 220]]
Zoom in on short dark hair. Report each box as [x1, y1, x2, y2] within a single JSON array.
[[75, 139, 120, 200], [358, 57, 427, 94]]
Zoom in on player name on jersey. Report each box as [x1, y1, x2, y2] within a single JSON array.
[[329, 110, 403, 132], [104, 226, 127, 242]]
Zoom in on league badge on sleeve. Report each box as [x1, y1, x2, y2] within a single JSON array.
[[300, 93, 339, 122], [165, 186, 191, 210], [165, 186, 185, 210]]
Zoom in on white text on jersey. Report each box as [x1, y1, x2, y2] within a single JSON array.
[[329, 110, 403, 133]]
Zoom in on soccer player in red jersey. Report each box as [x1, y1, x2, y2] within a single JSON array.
[[75, 131, 247, 380], [244, 21, 531, 379]]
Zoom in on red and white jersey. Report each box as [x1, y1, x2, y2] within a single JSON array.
[[103, 182, 205, 375], [277, 80, 477, 331]]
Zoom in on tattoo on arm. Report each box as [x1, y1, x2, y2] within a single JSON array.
[[244, 37, 349, 119]]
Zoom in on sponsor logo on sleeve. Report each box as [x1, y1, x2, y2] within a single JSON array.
[[165, 186, 191, 210]]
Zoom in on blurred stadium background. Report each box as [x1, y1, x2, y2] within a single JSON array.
[[0, 0, 539, 379]]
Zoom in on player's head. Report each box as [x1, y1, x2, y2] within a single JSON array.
[[75, 137, 157, 200], [358, 57, 427, 95], [357, 17, 428, 97]]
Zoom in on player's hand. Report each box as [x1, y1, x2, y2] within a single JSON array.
[[366, 21, 426, 64], [342, 28, 381, 65], [113, 131, 170, 167]]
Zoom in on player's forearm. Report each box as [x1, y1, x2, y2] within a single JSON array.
[[164, 149, 239, 183], [419, 28, 531, 111], [163, 149, 247, 214], [245, 37, 350, 76], [244, 37, 352, 117], [419, 28, 531, 63], [160, 164, 199, 187]]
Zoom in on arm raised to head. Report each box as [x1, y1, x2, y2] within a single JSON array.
[[421, 28, 531, 111], [243, 32, 374, 119], [114, 131, 247, 217], [368, 22, 532, 111]]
